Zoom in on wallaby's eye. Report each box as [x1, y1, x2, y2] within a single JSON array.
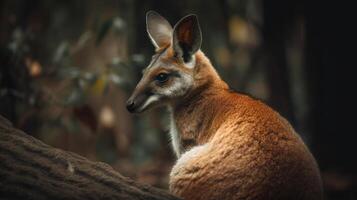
[[155, 73, 169, 83]]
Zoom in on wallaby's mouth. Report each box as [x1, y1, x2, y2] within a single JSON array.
[[126, 93, 147, 113], [126, 93, 160, 114]]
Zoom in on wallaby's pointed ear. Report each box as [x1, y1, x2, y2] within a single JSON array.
[[172, 14, 202, 63], [146, 11, 173, 49]]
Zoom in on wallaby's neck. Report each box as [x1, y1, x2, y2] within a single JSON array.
[[170, 51, 232, 151], [177, 51, 229, 105]]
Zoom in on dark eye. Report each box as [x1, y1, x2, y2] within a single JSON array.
[[155, 73, 169, 83]]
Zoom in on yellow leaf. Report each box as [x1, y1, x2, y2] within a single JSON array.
[[89, 73, 107, 95]]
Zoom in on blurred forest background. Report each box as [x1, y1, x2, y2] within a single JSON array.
[[0, 0, 354, 199]]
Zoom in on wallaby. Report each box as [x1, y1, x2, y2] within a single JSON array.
[[126, 11, 323, 200]]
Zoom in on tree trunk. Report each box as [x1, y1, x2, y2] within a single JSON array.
[[262, 0, 298, 125], [0, 115, 180, 200]]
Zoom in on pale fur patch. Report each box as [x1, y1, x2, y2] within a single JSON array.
[[185, 55, 196, 69], [161, 73, 193, 97], [169, 111, 181, 158], [170, 143, 210, 176], [138, 95, 160, 112]]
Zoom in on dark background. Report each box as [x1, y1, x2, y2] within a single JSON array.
[[0, 0, 355, 199]]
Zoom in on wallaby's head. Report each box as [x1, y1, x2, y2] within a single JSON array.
[[126, 11, 204, 113]]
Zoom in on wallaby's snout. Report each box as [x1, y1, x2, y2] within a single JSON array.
[[125, 98, 136, 113], [126, 88, 152, 113]]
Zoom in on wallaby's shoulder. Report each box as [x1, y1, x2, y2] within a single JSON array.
[[212, 90, 300, 147], [214, 90, 279, 123]]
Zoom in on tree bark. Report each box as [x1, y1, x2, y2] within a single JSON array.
[[0, 115, 180, 200]]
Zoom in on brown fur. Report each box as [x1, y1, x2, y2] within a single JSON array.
[[175, 19, 196, 45], [168, 51, 323, 200], [129, 12, 323, 199]]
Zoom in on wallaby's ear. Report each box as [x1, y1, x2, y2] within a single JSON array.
[[172, 14, 202, 63], [146, 11, 173, 49]]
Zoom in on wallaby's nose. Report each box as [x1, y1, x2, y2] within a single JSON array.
[[126, 99, 136, 112]]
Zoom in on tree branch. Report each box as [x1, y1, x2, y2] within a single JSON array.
[[0, 115, 180, 200]]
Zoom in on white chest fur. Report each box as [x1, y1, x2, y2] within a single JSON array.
[[170, 143, 210, 178], [169, 112, 181, 158]]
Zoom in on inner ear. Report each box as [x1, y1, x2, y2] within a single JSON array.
[[146, 11, 173, 49], [172, 14, 202, 63]]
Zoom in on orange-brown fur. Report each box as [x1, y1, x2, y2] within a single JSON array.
[[129, 11, 323, 200], [168, 51, 323, 200]]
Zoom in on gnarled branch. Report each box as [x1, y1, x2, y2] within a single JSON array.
[[0, 115, 180, 200]]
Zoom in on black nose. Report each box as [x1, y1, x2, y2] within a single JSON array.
[[126, 99, 136, 112]]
